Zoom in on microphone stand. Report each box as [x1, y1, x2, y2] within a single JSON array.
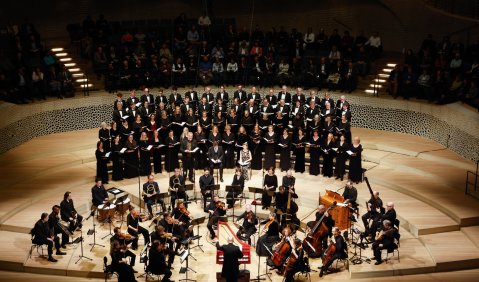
[[88, 210, 104, 251], [75, 228, 92, 264]]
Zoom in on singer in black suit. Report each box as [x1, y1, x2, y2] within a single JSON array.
[[207, 141, 225, 182], [32, 212, 65, 262], [227, 168, 245, 208], [216, 238, 244, 282]]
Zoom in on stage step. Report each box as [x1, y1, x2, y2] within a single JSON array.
[[0, 231, 31, 272]]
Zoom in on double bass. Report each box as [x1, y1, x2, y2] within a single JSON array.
[[302, 201, 337, 258]]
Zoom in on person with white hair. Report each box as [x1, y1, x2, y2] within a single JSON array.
[[216, 237, 244, 282], [235, 205, 258, 245]]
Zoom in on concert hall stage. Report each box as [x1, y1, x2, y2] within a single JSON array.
[[0, 93, 478, 281]]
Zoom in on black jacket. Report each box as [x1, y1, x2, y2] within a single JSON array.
[[216, 242, 244, 281]]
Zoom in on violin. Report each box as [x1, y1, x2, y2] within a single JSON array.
[[179, 206, 190, 216], [118, 232, 136, 241]]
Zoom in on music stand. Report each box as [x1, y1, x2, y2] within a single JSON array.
[[190, 216, 206, 252], [225, 185, 243, 220], [248, 187, 263, 215], [179, 238, 196, 282]]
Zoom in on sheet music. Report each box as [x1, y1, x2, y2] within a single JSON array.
[[120, 148, 127, 153], [346, 150, 353, 155]]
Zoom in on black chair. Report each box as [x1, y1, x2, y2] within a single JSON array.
[[141, 255, 164, 281], [29, 235, 45, 259], [103, 256, 118, 281]]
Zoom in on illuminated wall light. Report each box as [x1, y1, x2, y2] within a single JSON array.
[[369, 84, 383, 88], [373, 79, 386, 83], [55, 52, 68, 57], [365, 89, 376, 93], [68, 68, 80, 72], [386, 63, 397, 67], [382, 68, 393, 72], [80, 84, 93, 88], [51, 48, 64, 52], [378, 74, 389, 78], [76, 78, 88, 82], [59, 58, 72, 62], [72, 73, 84, 77], [64, 63, 76, 67]]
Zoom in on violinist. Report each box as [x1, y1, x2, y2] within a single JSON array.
[[361, 191, 384, 237], [319, 227, 347, 278], [284, 238, 308, 282], [199, 167, 215, 209], [110, 240, 137, 281], [148, 240, 173, 282], [372, 220, 397, 265], [157, 213, 183, 264], [275, 186, 298, 214], [127, 209, 150, 250], [111, 227, 136, 268], [206, 195, 227, 240], [256, 212, 280, 257], [173, 200, 193, 236], [235, 205, 258, 245], [150, 226, 177, 270], [227, 167, 245, 208], [307, 205, 335, 250]]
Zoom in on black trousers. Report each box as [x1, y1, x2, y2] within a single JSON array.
[[128, 225, 150, 249], [236, 226, 256, 245], [209, 162, 223, 179], [362, 212, 379, 234], [207, 216, 221, 238], [34, 236, 61, 257], [322, 253, 343, 272], [183, 156, 195, 180]]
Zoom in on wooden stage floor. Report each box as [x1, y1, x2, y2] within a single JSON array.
[[0, 127, 478, 281]]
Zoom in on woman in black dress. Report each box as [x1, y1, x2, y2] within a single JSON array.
[[138, 132, 152, 176], [262, 167, 278, 209], [123, 134, 139, 178], [199, 111, 212, 137], [293, 128, 306, 173], [165, 130, 180, 172], [98, 122, 111, 152], [110, 121, 119, 148], [279, 128, 291, 172], [222, 125, 235, 168], [208, 125, 222, 148], [132, 114, 145, 142], [95, 141, 109, 184], [236, 125, 249, 161], [263, 125, 276, 169], [159, 110, 170, 143], [256, 213, 280, 257], [213, 110, 226, 134], [111, 135, 124, 181], [185, 108, 197, 134], [322, 115, 335, 142], [335, 135, 349, 181], [194, 124, 208, 169], [171, 106, 184, 138], [227, 108, 240, 137], [119, 119, 132, 143], [152, 130, 163, 174], [349, 136, 363, 183], [308, 130, 321, 176], [250, 124, 263, 170], [337, 114, 351, 144], [322, 133, 335, 178], [241, 110, 255, 134], [308, 115, 321, 140]]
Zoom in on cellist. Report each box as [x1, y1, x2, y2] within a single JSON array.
[[256, 212, 280, 257], [284, 238, 308, 282], [319, 227, 347, 278], [269, 225, 295, 273], [307, 205, 335, 249]]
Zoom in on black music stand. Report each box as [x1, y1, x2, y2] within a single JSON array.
[[190, 216, 206, 252], [179, 238, 196, 282], [248, 187, 263, 215], [225, 185, 243, 220], [202, 184, 216, 208]]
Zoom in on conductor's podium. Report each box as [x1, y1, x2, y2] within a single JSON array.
[[320, 190, 352, 230]]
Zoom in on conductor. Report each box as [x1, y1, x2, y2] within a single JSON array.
[[216, 237, 244, 282]]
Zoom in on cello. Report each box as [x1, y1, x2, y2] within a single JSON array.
[[321, 239, 336, 266], [270, 226, 293, 268], [302, 201, 337, 258]]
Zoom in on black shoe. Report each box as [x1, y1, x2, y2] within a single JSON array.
[[375, 260, 383, 265], [61, 245, 66, 249], [220, 178, 224, 182], [48, 257, 58, 262], [319, 269, 324, 277], [56, 251, 66, 255], [133, 270, 138, 273]]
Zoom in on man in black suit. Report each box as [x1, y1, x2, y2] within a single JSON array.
[[208, 141, 225, 182], [199, 168, 215, 209], [265, 88, 277, 106], [125, 90, 139, 109], [216, 85, 229, 105], [231, 98, 244, 119], [127, 209, 150, 250], [32, 212, 66, 262], [277, 85, 291, 105], [184, 88, 199, 107], [49, 205, 69, 247], [198, 97, 212, 117], [155, 89, 169, 108], [370, 202, 396, 239], [142, 174, 161, 218], [169, 87, 183, 105], [216, 238, 244, 282], [319, 227, 347, 277], [233, 85, 247, 104], [91, 179, 109, 210], [169, 168, 187, 207], [140, 87, 155, 113], [372, 220, 398, 265], [180, 132, 198, 182], [248, 86, 261, 105], [112, 103, 127, 125], [60, 191, 83, 232]]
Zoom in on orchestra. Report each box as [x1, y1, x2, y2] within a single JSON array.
[[30, 87, 407, 278]]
